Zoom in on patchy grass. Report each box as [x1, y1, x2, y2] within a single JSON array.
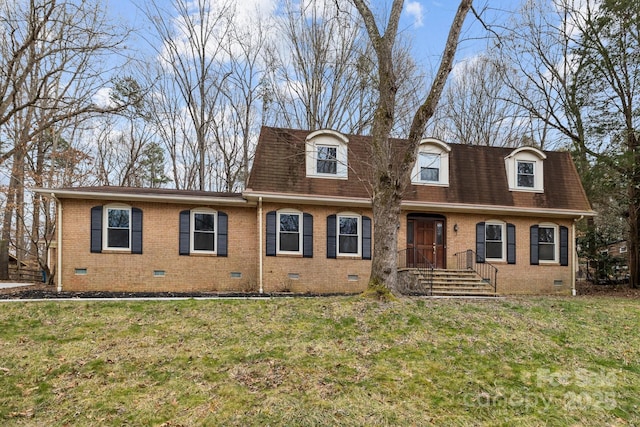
[[0, 296, 638, 426]]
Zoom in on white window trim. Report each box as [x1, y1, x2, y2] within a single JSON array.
[[190, 209, 217, 254], [277, 210, 303, 255], [538, 223, 559, 264], [103, 204, 131, 251], [505, 147, 546, 193], [485, 221, 506, 262], [620, 246, 628, 254], [337, 213, 362, 258], [305, 130, 348, 179], [411, 139, 450, 187], [516, 160, 536, 189]]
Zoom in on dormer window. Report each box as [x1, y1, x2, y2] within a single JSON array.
[[412, 138, 451, 186], [505, 147, 546, 192], [317, 146, 337, 174], [517, 161, 535, 188], [418, 153, 441, 182], [306, 130, 348, 179]]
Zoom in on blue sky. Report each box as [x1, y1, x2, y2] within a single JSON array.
[[105, 0, 519, 67]]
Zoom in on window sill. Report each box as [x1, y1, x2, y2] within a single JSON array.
[[189, 252, 218, 257], [411, 181, 449, 187], [275, 253, 303, 258], [336, 254, 362, 260], [509, 187, 544, 193], [101, 249, 132, 254], [307, 173, 348, 180]]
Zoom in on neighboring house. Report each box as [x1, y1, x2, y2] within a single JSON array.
[[36, 126, 594, 295]]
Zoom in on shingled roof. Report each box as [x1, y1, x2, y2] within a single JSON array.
[[246, 126, 593, 216]]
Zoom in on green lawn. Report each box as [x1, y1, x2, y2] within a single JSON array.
[[0, 296, 638, 426]]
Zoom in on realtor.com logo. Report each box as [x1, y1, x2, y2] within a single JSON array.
[[464, 368, 619, 411]]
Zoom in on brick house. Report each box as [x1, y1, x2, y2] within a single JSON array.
[[37, 126, 594, 295]]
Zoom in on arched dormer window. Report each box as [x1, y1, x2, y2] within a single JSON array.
[[305, 129, 348, 179], [505, 147, 546, 192], [411, 138, 451, 186]]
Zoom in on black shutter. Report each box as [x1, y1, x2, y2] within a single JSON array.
[[179, 210, 190, 255], [266, 211, 276, 256], [90, 206, 103, 253], [303, 213, 313, 258], [218, 211, 228, 257], [476, 222, 486, 263], [131, 208, 143, 254], [507, 223, 516, 264], [559, 226, 569, 266], [362, 216, 372, 260], [327, 214, 336, 259], [530, 225, 539, 265]]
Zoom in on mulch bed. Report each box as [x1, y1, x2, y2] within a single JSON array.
[[575, 280, 640, 298], [1, 281, 639, 299], [0, 283, 355, 299]]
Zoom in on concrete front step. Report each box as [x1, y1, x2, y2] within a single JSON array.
[[405, 268, 498, 297]]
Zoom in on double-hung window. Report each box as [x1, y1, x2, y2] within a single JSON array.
[[338, 214, 360, 256], [192, 210, 216, 253], [476, 221, 515, 264], [91, 204, 142, 254], [538, 225, 556, 262], [317, 145, 337, 175], [517, 161, 535, 188], [179, 209, 227, 256], [485, 223, 504, 260], [278, 211, 302, 254], [106, 207, 131, 249], [266, 210, 312, 257], [531, 224, 567, 265], [418, 153, 440, 183], [327, 213, 371, 260]]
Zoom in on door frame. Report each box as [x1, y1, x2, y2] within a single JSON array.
[[406, 213, 447, 269]]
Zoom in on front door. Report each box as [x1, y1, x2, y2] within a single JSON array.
[[407, 216, 446, 269]]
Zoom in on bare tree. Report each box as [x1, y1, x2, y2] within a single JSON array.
[[441, 53, 529, 147], [498, 0, 640, 287], [263, 0, 378, 134], [496, 0, 586, 151], [0, 0, 130, 276], [210, 5, 269, 190], [351, 0, 473, 296], [143, 0, 235, 191]]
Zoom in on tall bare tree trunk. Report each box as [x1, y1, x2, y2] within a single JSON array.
[[354, 0, 472, 295]]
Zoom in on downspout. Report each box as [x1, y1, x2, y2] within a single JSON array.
[[52, 193, 62, 293], [258, 196, 263, 294], [572, 215, 584, 296]]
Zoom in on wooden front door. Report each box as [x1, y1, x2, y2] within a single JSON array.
[[407, 217, 446, 269]]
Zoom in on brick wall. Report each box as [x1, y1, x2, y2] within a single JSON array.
[[260, 202, 371, 294], [60, 199, 257, 292], [398, 212, 574, 295], [59, 198, 576, 295]]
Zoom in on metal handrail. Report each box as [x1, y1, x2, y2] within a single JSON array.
[[454, 249, 498, 293], [397, 248, 435, 295]]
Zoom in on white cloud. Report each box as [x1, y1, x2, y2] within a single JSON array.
[[405, 1, 424, 28], [93, 87, 114, 108]]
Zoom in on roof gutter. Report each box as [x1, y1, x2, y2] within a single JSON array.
[[32, 188, 253, 207], [243, 190, 596, 219]]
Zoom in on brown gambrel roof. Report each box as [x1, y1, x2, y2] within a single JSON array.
[[247, 126, 593, 215]]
